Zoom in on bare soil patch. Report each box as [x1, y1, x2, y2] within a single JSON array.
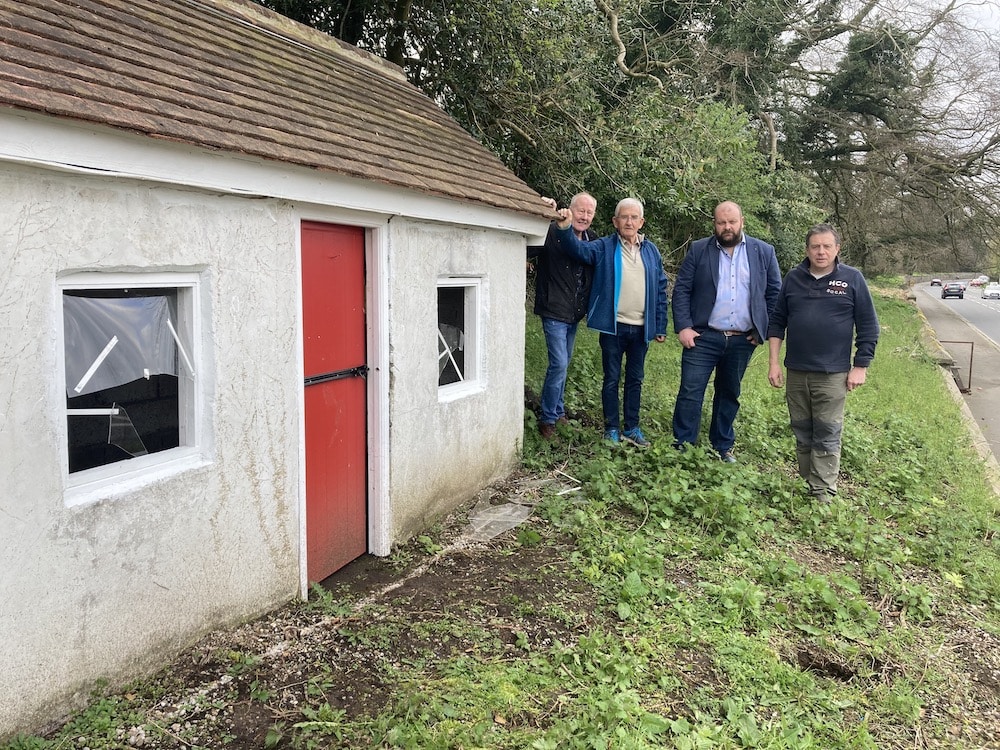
[[120, 489, 603, 748], [25, 470, 1000, 749]]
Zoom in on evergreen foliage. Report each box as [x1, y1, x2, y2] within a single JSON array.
[[257, 0, 1000, 275]]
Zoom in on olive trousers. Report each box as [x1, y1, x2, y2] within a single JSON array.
[[785, 370, 847, 498]]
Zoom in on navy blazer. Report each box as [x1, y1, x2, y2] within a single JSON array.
[[671, 234, 782, 343]]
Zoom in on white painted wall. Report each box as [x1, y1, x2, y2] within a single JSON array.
[[0, 164, 303, 734], [0, 153, 537, 736], [386, 219, 526, 538]]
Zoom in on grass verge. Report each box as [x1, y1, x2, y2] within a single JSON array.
[[6, 285, 1000, 749]]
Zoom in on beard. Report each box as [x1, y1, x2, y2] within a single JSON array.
[[715, 229, 740, 248]]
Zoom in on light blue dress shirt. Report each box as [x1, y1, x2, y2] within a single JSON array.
[[708, 237, 753, 333]]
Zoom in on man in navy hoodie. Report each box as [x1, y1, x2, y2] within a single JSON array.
[[553, 198, 668, 446], [766, 223, 880, 503]]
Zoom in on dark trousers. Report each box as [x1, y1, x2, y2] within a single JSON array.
[[672, 329, 755, 452], [599, 324, 648, 432]]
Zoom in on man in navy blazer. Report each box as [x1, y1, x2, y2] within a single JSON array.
[[671, 201, 782, 461]]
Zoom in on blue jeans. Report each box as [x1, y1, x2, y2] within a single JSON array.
[[672, 329, 756, 452], [600, 324, 649, 432], [540, 317, 580, 425]]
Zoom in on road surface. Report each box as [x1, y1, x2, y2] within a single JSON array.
[[911, 282, 1000, 463]]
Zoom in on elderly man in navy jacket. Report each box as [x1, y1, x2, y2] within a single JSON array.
[[553, 198, 668, 447], [671, 201, 782, 461]]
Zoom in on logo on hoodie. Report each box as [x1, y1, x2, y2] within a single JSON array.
[[826, 279, 847, 296]]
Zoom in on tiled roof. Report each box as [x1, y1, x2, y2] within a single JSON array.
[[0, 0, 549, 218]]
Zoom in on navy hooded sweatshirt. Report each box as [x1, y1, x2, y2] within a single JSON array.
[[766, 258, 879, 373]]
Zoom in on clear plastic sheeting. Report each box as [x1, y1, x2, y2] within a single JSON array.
[[463, 474, 582, 542], [437, 323, 464, 380], [465, 497, 534, 541], [63, 293, 177, 396], [108, 404, 148, 457]]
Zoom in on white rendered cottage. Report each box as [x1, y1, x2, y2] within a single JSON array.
[[0, 0, 550, 736]]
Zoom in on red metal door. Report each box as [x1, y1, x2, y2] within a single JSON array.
[[301, 221, 368, 582]]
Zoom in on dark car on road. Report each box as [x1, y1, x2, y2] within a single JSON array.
[[941, 282, 965, 299]]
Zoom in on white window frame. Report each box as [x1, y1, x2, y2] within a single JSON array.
[[60, 271, 206, 505], [437, 277, 483, 400]]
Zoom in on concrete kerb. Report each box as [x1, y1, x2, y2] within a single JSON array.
[[915, 307, 1000, 498], [940, 368, 1000, 496], [913, 303, 956, 368]]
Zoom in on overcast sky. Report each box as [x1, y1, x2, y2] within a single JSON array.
[[964, 0, 999, 31]]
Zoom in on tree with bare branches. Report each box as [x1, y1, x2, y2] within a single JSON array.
[[257, 0, 1000, 273]]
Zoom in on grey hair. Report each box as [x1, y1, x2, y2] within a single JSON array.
[[614, 198, 644, 218], [806, 223, 841, 246]]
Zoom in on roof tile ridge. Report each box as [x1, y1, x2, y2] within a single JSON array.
[[192, 0, 408, 84]]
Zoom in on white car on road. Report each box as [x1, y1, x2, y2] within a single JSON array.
[[983, 284, 1000, 300]]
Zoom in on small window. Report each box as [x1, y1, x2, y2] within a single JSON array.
[[61, 274, 199, 479], [437, 278, 480, 390]]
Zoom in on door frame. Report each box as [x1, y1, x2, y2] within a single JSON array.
[[295, 210, 391, 598]]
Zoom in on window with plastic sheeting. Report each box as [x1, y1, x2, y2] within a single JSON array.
[[61, 273, 200, 479], [437, 278, 481, 396]]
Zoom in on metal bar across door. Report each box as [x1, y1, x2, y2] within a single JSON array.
[[304, 365, 368, 387]]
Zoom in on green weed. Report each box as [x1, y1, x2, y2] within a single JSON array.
[[11, 289, 1000, 750]]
